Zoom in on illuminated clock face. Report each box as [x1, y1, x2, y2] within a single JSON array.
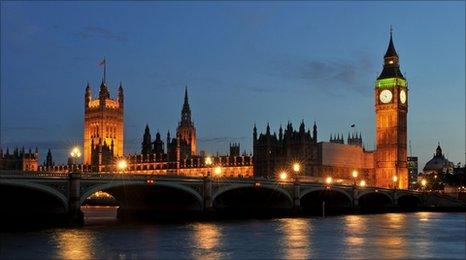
[[379, 89, 393, 103], [400, 89, 407, 104]]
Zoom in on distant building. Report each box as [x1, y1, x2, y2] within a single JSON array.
[[407, 156, 418, 189], [315, 141, 374, 185], [0, 147, 38, 171], [423, 143, 454, 175], [253, 123, 374, 184], [421, 143, 455, 191], [253, 121, 318, 179], [130, 88, 252, 177], [40, 86, 253, 177]]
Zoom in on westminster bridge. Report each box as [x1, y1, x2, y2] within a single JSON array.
[[1, 170, 464, 225]]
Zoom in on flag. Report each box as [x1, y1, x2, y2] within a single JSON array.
[[350, 124, 355, 127], [99, 58, 106, 66]]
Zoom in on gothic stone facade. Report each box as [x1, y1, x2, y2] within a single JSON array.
[[83, 80, 124, 167]]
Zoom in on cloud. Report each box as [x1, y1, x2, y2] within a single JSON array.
[[198, 136, 247, 144], [74, 26, 128, 42], [269, 54, 377, 95]]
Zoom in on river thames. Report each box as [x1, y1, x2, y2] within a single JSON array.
[[1, 207, 465, 259]]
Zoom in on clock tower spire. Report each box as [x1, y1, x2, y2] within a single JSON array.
[[375, 29, 409, 189]]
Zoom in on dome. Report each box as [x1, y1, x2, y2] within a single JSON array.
[[423, 144, 454, 173]]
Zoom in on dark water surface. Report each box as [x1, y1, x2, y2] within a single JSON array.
[[1, 207, 465, 259]]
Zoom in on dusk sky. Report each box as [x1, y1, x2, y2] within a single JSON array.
[[1, 1, 464, 169]]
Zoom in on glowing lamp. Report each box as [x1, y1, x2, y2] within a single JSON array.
[[70, 147, 81, 158], [205, 156, 213, 166], [279, 171, 288, 181], [292, 163, 301, 173], [359, 180, 366, 187], [214, 166, 222, 176], [421, 179, 427, 187], [325, 176, 333, 185], [117, 159, 128, 172]]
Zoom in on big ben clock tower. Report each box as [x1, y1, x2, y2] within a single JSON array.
[[375, 30, 408, 189]]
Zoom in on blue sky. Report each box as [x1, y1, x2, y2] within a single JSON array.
[[1, 1, 464, 169]]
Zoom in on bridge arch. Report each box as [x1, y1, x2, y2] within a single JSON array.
[[357, 190, 393, 203], [212, 183, 293, 210], [397, 193, 422, 209], [357, 190, 394, 210], [80, 180, 203, 206], [212, 184, 293, 203], [300, 186, 352, 202], [0, 180, 68, 211]]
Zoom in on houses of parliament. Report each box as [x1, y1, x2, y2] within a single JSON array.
[[1, 32, 410, 189]]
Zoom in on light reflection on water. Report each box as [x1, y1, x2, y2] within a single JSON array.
[[55, 230, 95, 260], [278, 218, 311, 259], [1, 210, 465, 259], [191, 223, 223, 259]]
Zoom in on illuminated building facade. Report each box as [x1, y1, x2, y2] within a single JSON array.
[[132, 88, 251, 177], [253, 123, 374, 185], [37, 32, 411, 187], [40, 87, 252, 177], [374, 31, 409, 189], [253, 121, 318, 178], [176, 87, 197, 157], [83, 78, 124, 167]]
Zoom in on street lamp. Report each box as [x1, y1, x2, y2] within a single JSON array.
[[292, 162, 301, 183], [326, 176, 333, 185], [393, 175, 398, 190], [213, 166, 222, 177], [421, 179, 427, 190], [352, 170, 358, 186], [205, 156, 213, 166], [117, 159, 128, 173], [70, 146, 81, 172], [279, 171, 288, 181], [205, 156, 213, 178], [359, 180, 366, 188]]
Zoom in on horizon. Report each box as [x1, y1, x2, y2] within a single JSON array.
[[1, 1, 464, 170]]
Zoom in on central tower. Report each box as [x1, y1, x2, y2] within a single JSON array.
[[83, 79, 124, 165], [375, 30, 408, 189], [176, 86, 197, 156]]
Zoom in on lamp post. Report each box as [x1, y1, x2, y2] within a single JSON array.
[[205, 156, 213, 178], [421, 178, 427, 191], [325, 176, 333, 185], [70, 147, 81, 172], [117, 159, 128, 173], [393, 175, 398, 190], [352, 170, 358, 186], [359, 180, 366, 188], [213, 166, 222, 178], [292, 162, 301, 183], [279, 171, 288, 182]]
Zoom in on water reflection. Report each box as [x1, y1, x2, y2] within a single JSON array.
[[416, 211, 432, 222], [2, 212, 463, 259], [191, 223, 222, 259], [55, 229, 95, 259], [375, 213, 408, 259], [278, 218, 311, 259], [344, 215, 367, 247]]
